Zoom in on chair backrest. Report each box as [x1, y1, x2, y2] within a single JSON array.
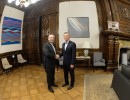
[[59, 56, 63, 61], [59, 56, 63, 65], [93, 52, 103, 62], [127, 50, 130, 60], [1, 58, 10, 66], [17, 54, 24, 61], [122, 53, 127, 65]]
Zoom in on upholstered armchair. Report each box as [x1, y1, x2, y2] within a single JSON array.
[[93, 52, 106, 71], [59, 56, 63, 66], [17, 54, 27, 67], [53, 57, 63, 71], [1, 58, 13, 73]]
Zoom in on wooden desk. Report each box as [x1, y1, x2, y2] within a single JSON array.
[[76, 56, 91, 67]]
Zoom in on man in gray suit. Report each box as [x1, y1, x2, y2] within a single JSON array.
[[43, 34, 58, 93]]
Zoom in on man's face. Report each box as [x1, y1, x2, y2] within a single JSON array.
[[64, 33, 70, 41], [48, 35, 55, 43]]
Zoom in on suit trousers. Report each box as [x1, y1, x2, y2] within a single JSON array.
[[63, 65, 75, 86], [46, 67, 55, 88]]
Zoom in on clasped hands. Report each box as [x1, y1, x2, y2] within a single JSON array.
[[55, 54, 60, 59], [55, 54, 74, 69]]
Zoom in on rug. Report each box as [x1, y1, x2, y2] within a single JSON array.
[[83, 74, 119, 100]]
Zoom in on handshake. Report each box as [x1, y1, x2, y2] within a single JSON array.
[[55, 54, 60, 59]]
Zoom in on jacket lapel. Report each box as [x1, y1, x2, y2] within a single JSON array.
[[48, 42, 55, 54]]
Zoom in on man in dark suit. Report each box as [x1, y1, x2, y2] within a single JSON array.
[[43, 34, 58, 93], [60, 32, 76, 90]]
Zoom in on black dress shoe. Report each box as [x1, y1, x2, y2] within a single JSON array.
[[62, 83, 69, 87], [48, 87, 54, 93], [68, 86, 73, 90], [52, 83, 58, 87]]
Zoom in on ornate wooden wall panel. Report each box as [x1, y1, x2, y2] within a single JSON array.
[[25, 0, 57, 18], [103, 31, 130, 69], [42, 16, 49, 45], [23, 0, 57, 65], [101, 0, 130, 69], [109, 0, 130, 34], [100, 0, 113, 26], [99, 0, 112, 52], [23, 18, 41, 64], [114, 37, 120, 64], [0, 1, 4, 11], [41, 14, 57, 63], [41, 14, 57, 44]]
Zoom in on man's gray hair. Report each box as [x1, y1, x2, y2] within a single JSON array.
[[64, 32, 70, 35], [48, 34, 55, 37]]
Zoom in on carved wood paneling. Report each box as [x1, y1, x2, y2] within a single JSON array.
[[100, 0, 112, 28], [25, 0, 57, 18], [41, 14, 57, 43], [42, 16, 50, 45], [114, 36, 120, 64], [0, 0, 5, 23], [109, 0, 130, 34], [118, 5, 130, 20], [41, 14, 57, 63], [23, 18, 41, 64], [101, 0, 130, 69], [103, 30, 130, 69], [103, 32, 118, 69], [107, 35, 115, 63]]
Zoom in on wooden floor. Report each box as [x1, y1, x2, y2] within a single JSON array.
[[0, 65, 111, 100]]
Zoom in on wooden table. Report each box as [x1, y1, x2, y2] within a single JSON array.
[[76, 56, 91, 67]]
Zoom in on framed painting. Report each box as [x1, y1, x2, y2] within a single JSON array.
[[67, 17, 90, 38], [1, 16, 22, 45]]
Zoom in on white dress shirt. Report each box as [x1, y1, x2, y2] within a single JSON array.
[[64, 41, 69, 50]]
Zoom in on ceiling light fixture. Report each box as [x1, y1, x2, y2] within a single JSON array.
[[8, 0, 40, 7]]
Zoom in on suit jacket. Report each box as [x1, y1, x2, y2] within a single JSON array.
[[60, 41, 76, 66], [43, 42, 56, 68]]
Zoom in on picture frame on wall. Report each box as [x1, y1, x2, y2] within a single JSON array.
[[1, 16, 22, 45]]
